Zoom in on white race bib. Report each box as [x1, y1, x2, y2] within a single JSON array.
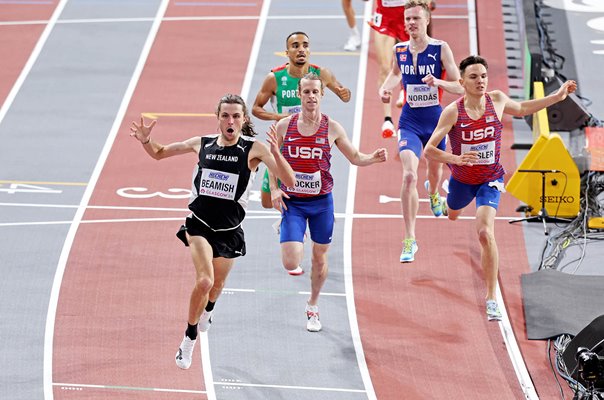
[[405, 84, 439, 108], [286, 170, 322, 195], [382, 0, 405, 7], [199, 168, 239, 200], [282, 105, 302, 115], [461, 141, 496, 165]]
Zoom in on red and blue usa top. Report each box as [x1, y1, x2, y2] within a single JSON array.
[[280, 113, 333, 197], [448, 93, 505, 185]]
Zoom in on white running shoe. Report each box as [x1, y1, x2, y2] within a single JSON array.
[[343, 34, 361, 51], [381, 120, 395, 138], [486, 300, 502, 321], [198, 310, 213, 332], [399, 239, 418, 263], [175, 336, 196, 369], [305, 303, 322, 332], [288, 265, 304, 276]]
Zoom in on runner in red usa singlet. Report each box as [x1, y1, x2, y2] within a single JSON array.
[[425, 55, 577, 322], [270, 73, 387, 332]]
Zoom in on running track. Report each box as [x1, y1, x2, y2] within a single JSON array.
[[0, 1, 571, 399]]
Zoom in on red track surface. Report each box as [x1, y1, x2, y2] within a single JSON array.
[[52, 6, 261, 399], [0, 3, 57, 106], [353, 0, 568, 398], [46, 0, 573, 398]]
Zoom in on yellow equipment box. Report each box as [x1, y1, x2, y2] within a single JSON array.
[[507, 133, 580, 218]]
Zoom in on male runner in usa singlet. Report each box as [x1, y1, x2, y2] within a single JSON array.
[[270, 73, 387, 332], [425, 55, 577, 320], [252, 32, 351, 214]]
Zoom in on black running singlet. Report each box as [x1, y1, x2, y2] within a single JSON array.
[[188, 134, 256, 230]]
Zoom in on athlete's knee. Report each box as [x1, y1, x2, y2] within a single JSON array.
[[282, 257, 300, 270], [447, 208, 461, 221], [477, 226, 495, 247], [402, 169, 418, 187], [194, 276, 214, 294], [282, 250, 303, 270], [211, 277, 226, 293]]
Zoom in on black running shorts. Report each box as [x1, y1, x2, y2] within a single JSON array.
[[176, 216, 246, 259]]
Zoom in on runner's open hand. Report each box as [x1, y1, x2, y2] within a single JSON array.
[[130, 116, 156, 144], [271, 187, 290, 213], [266, 124, 281, 156]]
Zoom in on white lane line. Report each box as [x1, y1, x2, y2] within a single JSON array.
[[43, 1, 171, 400], [53, 382, 205, 394], [0, 201, 278, 214], [0, 1, 69, 129], [54, 381, 363, 394], [214, 381, 365, 393], [343, 1, 377, 400], [199, 332, 215, 400], [240, 0, 271, 100], [466, 1, 537, 398], [495, 285, 538, 399], [223, 287, 346, 297], [467, 0, 478, 54], [197, 1, 273, 399], [0, 214, 526, 228], [0, 14, 469, 26]]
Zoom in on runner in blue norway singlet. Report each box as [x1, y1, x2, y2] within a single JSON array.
[[395, 38, 447, 156]]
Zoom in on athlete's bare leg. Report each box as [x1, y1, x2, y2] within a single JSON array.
[[399, 149, 420, 239]]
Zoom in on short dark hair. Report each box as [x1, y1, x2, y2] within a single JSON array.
[[286, 31, 309, 46], [459, 55, 488, 76], [215, 94, 257, 137]]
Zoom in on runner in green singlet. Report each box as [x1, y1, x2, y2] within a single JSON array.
[[252, 31, 352, 208]]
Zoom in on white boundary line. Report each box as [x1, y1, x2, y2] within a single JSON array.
[[495, 286, 539, 399], [466, 1, 538, 398], [467, 0, 478, 55], [342, 1, 377, 399], [54, 380, 363, 394], [0, 1, 69, 127], [53, 382, 205, 394], [0, 212, 530, 228], [0, 14, 468, 27], [196, 1, 273, 399], [42, 1, 171, 399], [240, 0, 272, 100]]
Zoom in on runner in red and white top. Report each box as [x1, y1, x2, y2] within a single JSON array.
[[425, 55, 577, 321], [270, 72, 387, 332]]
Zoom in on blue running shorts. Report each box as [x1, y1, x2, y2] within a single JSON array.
[[397, 106, 445, 158], [279, 193, 334, 244], [447, 176, 504, 211]]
